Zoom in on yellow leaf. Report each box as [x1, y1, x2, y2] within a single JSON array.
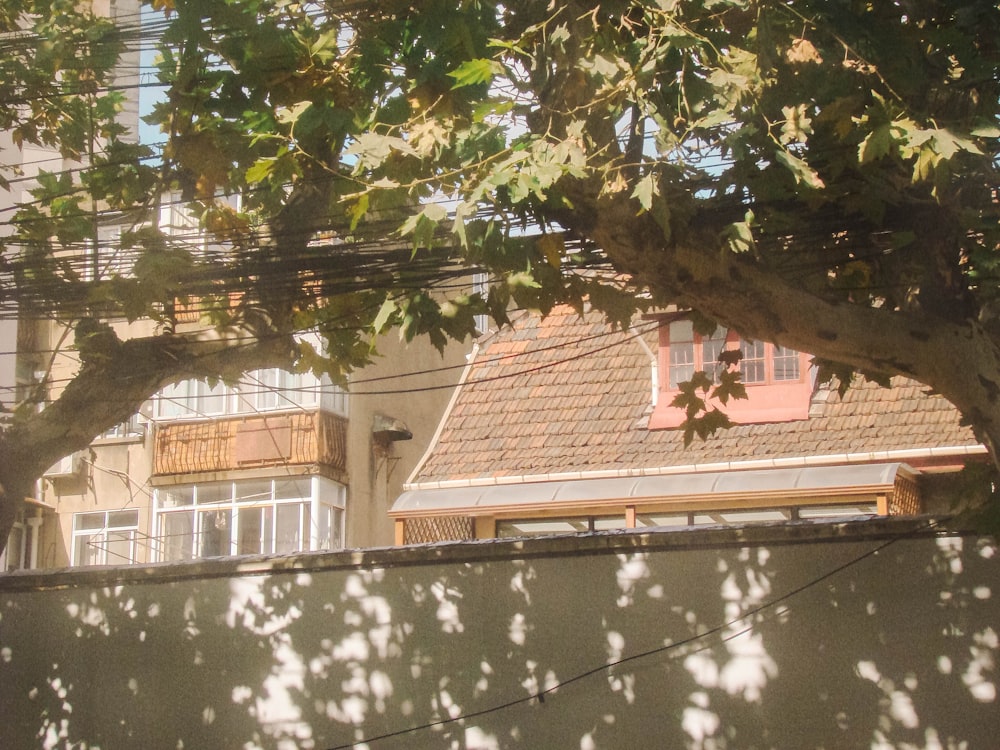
[[537, 233, 565, 269], [785, 38, 823, 65]]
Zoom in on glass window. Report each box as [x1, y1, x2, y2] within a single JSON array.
[[702, 327, 729, 384], [668, 321, 695, 388], [161, 511, 194, 561], [664, 322, 802, 391], [198, 509, 231, 557], [275, 503, 303, 554], [72, 509, 140, 566], [740, 340, 767, 383], [772, 345, 800, 381], [197, 482, 231, 505], [159, 368, 329, 419], [496, 516, 624, 538], [238, 506, 271, 555], [154, 477, 345, 561], [96, 413, 145, 440], [157, 379, 225, 418]]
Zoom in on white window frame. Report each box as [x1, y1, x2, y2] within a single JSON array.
[[72, 509, 141, 566], [664, 321, 803, 390], [153, 476, 346, 562], [154, 369, 347, 420]]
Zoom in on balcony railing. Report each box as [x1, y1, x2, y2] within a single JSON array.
[[153, 411, 347, 476]]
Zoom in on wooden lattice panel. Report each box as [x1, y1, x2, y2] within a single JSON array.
[[154, 411, 346, 475], [404, 516, 474, 544], [889, 474, 922, 516]]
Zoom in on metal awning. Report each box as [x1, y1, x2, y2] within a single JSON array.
[[391, 463, 913, 517]]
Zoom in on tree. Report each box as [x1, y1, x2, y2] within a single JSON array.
[[1, 0, 998, 553]]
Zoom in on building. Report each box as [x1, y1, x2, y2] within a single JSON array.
[[0, 197, 470, 569], [391, 305, 987, 543], [0, 3, 469, 569]]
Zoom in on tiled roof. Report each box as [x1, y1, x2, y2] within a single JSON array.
[[411, 306, 981, 485]]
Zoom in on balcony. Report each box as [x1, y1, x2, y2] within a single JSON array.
[[153, 411, 347, 476]]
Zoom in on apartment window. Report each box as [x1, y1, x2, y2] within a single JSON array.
[[72, 509, 140, 566], [96, 412, 146, 441], [154, 476, 345, 561], [155, 369, 346, 419], [158, 378, 227, 418]]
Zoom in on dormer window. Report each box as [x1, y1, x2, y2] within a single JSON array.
[[650, 319, 813, 430]]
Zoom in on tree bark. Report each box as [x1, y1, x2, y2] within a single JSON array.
[[0, 328, 297, 557], [559, 183, 1000, 465]]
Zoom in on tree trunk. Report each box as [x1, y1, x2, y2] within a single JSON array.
[[558, 180, 1000, 469], [0, 327, 298, 559]]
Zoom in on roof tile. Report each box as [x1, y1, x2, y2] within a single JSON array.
[[413, 307, 979, 483]]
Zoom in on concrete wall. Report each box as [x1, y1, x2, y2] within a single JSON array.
[[1, 519, 997, 750], [342, 333, 467, 549]]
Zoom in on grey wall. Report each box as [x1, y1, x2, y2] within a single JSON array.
[[1, 520, 997, 750]]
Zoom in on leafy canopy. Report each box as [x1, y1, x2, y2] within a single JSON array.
[[2, 0, 1000, 466]]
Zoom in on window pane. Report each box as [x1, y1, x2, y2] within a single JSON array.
[[740, 340, 766, 383], [233, 384, 255, 413], [773, 345, 800, 380], [197, 482, 231, 505], [669, 342, 695, 388], [257, 369, 280, 411], [76, 512, 107, 531], [330, 508, 344, 549], [702, 327, 729, 383], [275, 504, 302, 554], [197, 380, 227, 415], [159, 486, 194, 508], [262, 506, 274, 554], [74, 533, 102, 566], [105, 531, 135, 564], [238, 507, 265, 555], [161, 512, 194, 561], [668, 321, 696, 388], [322, 383, 348, 415], [316, 504, 332, 550], [158, 381, 191, 418], [108, 510, 139, 529], [199, 510, 232, 557], [275, 478, 309, 501], [236, 480, 273, 505]]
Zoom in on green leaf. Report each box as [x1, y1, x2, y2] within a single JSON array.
[[775, 150, 825, 189], [348, 193, 369, 232], [631, 173, 659, 212], [245, 157, 276, 184], [276, 101, 311, 126], [859, 124, 892, 164], [372, 297, 397, 334], [971, 123, 1000, 138], [448, 58, 500, 89]]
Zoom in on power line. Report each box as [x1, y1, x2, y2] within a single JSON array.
[[0, 315, 660, 407]]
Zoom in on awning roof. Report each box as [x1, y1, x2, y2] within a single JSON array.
[[391, 463, 913, 517]]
